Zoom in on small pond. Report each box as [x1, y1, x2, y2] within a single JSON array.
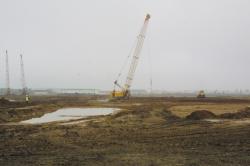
[[21, 107, 118, 124]]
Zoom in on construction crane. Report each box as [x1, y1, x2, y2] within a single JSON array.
[[5, 50, 10, 96], [20, 54, 30, 103], [111, 14, 151, 99], [20, 54, 27, 95]]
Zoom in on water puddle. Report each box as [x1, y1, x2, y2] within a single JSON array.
[[21, 107, 118, 124], [204, 119, 224, 123]]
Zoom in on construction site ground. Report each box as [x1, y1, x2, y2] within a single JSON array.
[[1, 95, 250, 166]]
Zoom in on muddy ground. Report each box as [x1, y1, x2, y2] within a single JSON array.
[[0, 96, 250, 166]]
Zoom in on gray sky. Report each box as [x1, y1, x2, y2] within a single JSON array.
[[0, 0, 249, 91]]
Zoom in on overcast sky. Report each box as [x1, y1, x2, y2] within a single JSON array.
[[0, 0, 249, 91]]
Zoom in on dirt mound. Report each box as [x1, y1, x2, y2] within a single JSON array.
[[112, 106, 151, 119], [219, 107, 250, 119], [186, 110, 216, 120]]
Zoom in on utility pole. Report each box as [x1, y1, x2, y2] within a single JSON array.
[[20, 54, 27, 95], [5, 50, 10, 96]]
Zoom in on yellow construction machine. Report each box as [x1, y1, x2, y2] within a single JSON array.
[[197, 90, 206, 98], [111, 14, 151, 100]]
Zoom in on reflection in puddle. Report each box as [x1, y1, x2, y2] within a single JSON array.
[[21, 108, 118, 124], [204, 119, 223, 123]]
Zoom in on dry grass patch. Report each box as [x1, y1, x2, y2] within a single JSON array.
[[169, 103, 250, 118]]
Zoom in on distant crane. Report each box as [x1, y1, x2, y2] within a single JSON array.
[[5, 50, 10, 96], [20, 54, 28, 95], [112, 14, 151, 99]]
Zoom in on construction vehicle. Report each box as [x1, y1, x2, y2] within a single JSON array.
[[25, 94, 30, 103], [111, 14, 151, 99], [197, 90, 206, 98]]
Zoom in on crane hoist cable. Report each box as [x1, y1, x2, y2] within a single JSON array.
[[115, 38, 137, 83], [146, 28, 153, 94]]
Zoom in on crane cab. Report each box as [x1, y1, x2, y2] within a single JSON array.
[[111, 90, 130, 100]]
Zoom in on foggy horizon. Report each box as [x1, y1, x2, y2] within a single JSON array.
[[0, 0, 249, 91]]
